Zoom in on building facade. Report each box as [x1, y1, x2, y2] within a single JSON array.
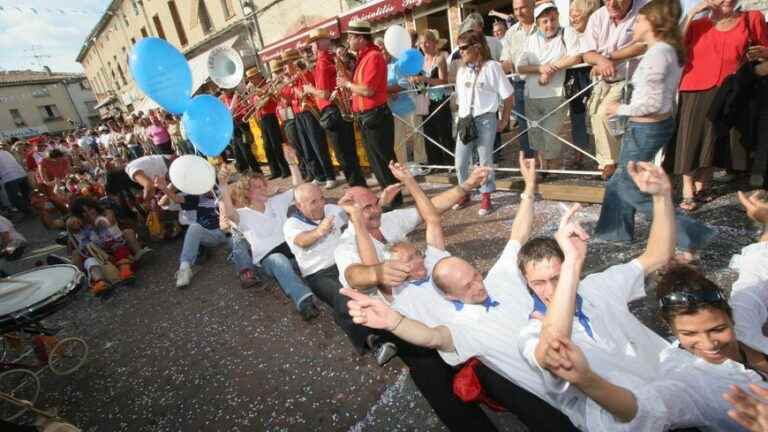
[[0, 68, 99, 141], [77, 0, 360, 116]]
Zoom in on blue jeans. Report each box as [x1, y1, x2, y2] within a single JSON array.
[[513, 80, 533, 157], [180, 223, 228, 266], [455, 112, 496, 193], [570, 110, 589, 150], [230, 232, 254, 273], [260, 252, 314, 311], [595, 118, 715, 251]]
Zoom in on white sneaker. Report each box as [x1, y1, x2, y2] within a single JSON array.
[[324, 180, 336, 189], [312, 179, 321, 185], [750, 174, 764, 187], [134, 247, 152, 262], [175, 266, 192, 288]]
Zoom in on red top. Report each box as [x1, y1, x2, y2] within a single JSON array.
[[219, 93, 244, 122], [314, 50, 336, 111], [254, 81, 277, 118], [278, 84, 296, 116], [40, 157, 70, 181], [680, 11, 768, 92], [352, 44, 388, 112], [291, 70, 317, 113]]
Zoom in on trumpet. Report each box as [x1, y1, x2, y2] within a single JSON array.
[[239, 77, 293, 121], [332, 54, 354, 122]]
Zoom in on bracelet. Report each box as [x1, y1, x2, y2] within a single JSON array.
[[457, 184, 470, 194], [390, 314, 405, 332]]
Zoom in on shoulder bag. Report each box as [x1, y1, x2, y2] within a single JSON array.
[[456, 63, 484, 144]]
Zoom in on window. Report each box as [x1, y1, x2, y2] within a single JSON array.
[[31, 88, 49, 97], [130, 37, 136, 45], [221, 0, 235, 18], [131, 0, 140, 16], [117, 64, 128, 86], [9, 109, 25, 127], [167, 1, 188, 46], [38, 105, 61, 121], [152, 14, 166, 39], [80, 80, 91, 90], [140, 26, 148, 37], [198, 0, 214, 34]]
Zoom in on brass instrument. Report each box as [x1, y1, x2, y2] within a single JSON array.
[[294, 71, 321, 122], [240, 76, 292, 121], [332, 54, 354, 122]]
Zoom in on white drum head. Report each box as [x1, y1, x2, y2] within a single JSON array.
[[208, 46, 243, 89], [0, 265, 80, 317]]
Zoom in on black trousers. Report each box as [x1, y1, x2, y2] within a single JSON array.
[[321, 105, 367, 187], [232, 122, 261, 173], [296, 111, 335, 182], [475, 362, 580, 431], [308, 265, 371, 354], [424, 98, 454, 166], [259, 113, 290, 178], [357, 105, 399, 192], [4, 177, 30, 213], [283, 119, 310, 180]]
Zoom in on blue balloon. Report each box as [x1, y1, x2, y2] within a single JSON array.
[[397, 49, 424, 76], [129, 37, 192, 114], [182, 95, 233, 157]]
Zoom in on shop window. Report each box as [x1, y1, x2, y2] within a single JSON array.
[[9, 109, 26, 127], [38, 105, 62, 121]]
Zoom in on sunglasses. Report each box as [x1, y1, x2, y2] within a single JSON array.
[[458, 43, 476, 52], [658, 289, 727, 309]]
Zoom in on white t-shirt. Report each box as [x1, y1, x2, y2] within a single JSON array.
[[486, 35, 503, 61], [455, 61, 515, 118], [236, 190, 294, 264], [0, 150, 27, 183], [518, 260, 670, 431], [517, 29, 567, 99], [729, 241, 768, 353], [0, 215, 25, 246], [334, 207, 421, 288], [125, 155, 169, 182], [283, 204, 349, 277], [500, 21, 538, 80]]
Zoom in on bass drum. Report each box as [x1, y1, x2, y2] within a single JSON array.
[[0, 265, 84, 332]]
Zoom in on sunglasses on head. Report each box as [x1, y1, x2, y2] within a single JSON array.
[[659, 289, 727, 309], [458, 43, 476, 52]]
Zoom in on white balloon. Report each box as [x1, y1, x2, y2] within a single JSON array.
[[169, 155, 216, 195], [384, 25, 411, 60]]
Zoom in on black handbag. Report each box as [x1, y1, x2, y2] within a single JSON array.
[[457, 63, 483, 144], [318, 105, 341, 130]]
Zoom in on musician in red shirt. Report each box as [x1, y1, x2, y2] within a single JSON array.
[[283, 48, 337, 189], [219, 81, 262, 174], [340, 19, 401, 208], [303, 28, 366, 187], [246, 67, 290, 179]]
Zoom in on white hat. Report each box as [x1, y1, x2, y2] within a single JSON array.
[[534, 2, 558, 19]]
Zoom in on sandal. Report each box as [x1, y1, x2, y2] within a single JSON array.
[[694, 189, 716, 204], [679, 197, 699, 213]]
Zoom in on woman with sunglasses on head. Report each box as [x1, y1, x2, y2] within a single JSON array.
[[453, 30, 514, 216]]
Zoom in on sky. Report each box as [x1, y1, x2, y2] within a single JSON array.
[[0, 0, 111, 74]]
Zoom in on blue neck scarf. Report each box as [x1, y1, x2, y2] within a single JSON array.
[[410, 276, 430, 287], [291, 210, 319, 227], [450, 296, 500, 312], [530, 293, 594, 339]]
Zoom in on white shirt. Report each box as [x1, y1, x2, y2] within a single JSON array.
[[236, 190, 294, 264], [0, 150, 27, 183], [517, 29, 568, 99], [0, 215, 25, 245], [334, 207, 421, 288], [563, 26, 586, 58], [518, 260, 670, 431], [617, 42, 682, 117], [283, 204, 349, 277], [387, 245, 453, 310], [730, 241, 768, 353], [455, 61, 515, 118], [485, 35, 503, 61], [501, 21, 538, 80], [125, 155, 169, 181]]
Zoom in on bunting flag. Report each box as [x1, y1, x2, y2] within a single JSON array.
[[0, 5, 105, 15]]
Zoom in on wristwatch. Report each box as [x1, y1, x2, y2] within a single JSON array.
[[520, 191, 535, 201]]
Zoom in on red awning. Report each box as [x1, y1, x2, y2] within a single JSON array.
[[338, 0, 431, 30], [258, 17, 340, 62]]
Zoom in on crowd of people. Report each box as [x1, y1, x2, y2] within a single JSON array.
[[1, 0, 768, 429]]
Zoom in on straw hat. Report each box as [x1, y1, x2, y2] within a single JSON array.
[[245, 67, 262, 78], [307, 28, 333, 43], [281, 48, 300, 61], [269, 58, 284, 71], [422, 29, 447, 49], [345, 19, 372, 35]]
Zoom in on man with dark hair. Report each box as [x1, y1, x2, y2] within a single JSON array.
[[340, 19, 402, 209]]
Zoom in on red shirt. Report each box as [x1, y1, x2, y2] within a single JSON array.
[[219, 93, 244, 122], [279, 84, 297, 115], [352, 44, 388, 112], [680, 11, 768, 92], [314, 50, 336, 111], [40, 157, 70, 181], [291, 70, 317, 113], [253, 81, 277, 118]]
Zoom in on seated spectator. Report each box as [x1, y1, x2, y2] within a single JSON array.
[[38, 148, 71, 190], [30, 187, 68, 230], [220, 145, 321, 321], [217, 171, 262, 289], [516, 3, 568, 171], [0, 214, 26, 260], [124, 154, 174, 200]]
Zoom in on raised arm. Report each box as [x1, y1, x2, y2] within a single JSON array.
[[629, 162, 675, 275], [282, 144, 304, 187], [510, 152, 537, 244], [430, 166, 492, 213], [217, 165, 239, 225], [341, 288, 455, 352], [389, 161, 444, 250], [738, 191, 768, 244]]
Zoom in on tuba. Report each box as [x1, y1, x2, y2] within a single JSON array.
[[332, 54, 354, 122], [207, 46, 244, 90]]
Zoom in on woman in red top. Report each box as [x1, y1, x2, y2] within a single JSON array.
[[669, 0, 768, 211]]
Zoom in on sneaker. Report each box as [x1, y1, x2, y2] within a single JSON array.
[[373, 341, 398, 366], [299, 300, 320, 321], [90, 280, 108, 296], [478, 192, 491, 216], [324, 180, 336, 189], [175, 266, 193, 289], [239, 269, 261, 289], [312, 179, 321, 185], [134, 247, 151, 262], [451, 194, 470, 210]]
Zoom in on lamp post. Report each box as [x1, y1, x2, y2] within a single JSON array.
[[239, 0, 267, 73]]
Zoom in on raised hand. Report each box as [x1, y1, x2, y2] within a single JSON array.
[[317, 215, 335, 237], [341, 287, 401, 330], [627, 161, 672, 196], [379, 183, 403, 207], [546, 337, 593, 387], [463, 166, 493, 190], [282, 143, 299, 166], [725, 384, 768, 432], [555, 203, 589, 261], [217, 163, 236, 186], [338, 191, 363, 219], [376, 260, 412, 287], [388, 160, 414, 182], [738, 191, 768, 225], [519, 151, 537, 189]]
